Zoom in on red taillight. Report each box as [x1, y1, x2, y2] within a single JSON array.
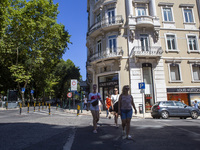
[[157, 106, 160, 110]]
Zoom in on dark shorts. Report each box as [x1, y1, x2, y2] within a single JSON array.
[[120, 109, 133, 120], [113, 102, 118, 113]]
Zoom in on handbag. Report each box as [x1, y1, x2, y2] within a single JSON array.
[[91, 100, 98, 106], [91, 93, 99, 106]]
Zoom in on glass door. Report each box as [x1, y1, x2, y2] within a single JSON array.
[[107, 9, 115, 24], [140, 34, 149, 51], [142, 63, 154, 112]]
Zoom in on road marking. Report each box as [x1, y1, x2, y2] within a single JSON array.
[[63, 127, 76, 150]]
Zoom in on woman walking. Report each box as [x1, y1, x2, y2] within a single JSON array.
[[87, 84, 104, 133], [111, 88, 120, 127], [118, 85, 137, 139]]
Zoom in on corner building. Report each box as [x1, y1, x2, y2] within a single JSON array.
[[86, 0, 200, 113]]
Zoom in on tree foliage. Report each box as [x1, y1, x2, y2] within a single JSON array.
[[0, 0, 81, 104]]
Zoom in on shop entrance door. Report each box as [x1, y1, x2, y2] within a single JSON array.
[[142, 63, 154, 112]]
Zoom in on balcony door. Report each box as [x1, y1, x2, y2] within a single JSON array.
[[108, 35, 117, 53], [107, 9, 115, 24], [140, 34, 149, 51]]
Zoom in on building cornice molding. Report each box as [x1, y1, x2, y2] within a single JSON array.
[[160, 28, 199, 32], [158, 2, 174, 7], [179, 4, 195, 8], [162, 57, 200, 60]]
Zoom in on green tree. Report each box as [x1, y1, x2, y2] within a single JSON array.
[[53, 59, 81, 104], [0, 0, 71, 105]]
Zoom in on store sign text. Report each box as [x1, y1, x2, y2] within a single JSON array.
[[167, 88, 200, 93]]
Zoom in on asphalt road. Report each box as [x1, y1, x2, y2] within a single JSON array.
[[0, 108, 200, 150]]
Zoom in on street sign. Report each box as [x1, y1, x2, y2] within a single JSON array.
[[138, 82, 145, 89], [71, 79, 77, 91], [22, 88, 25, 93], [67, 92, 72, 98], [31, 90, 34, 94]]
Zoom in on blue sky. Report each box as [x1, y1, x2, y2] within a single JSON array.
[[53, 0, 88, 80]]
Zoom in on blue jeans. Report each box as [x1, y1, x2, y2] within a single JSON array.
[[120, 109, 133, 120]]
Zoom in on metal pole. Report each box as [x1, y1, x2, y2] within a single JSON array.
[[39, 102, 40, 111], [49, 103, 51, 115], [81, 92, 82, 113], [27, 103, 29, 113], [19, 102, 22, 115], [34, 102, 35, 112], [142, 90, 145, 119], [69, 98, 71, 110]]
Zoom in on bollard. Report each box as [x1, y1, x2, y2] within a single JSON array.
[[77, 105, 80, 116], [56, 103, 58, 111], [39, 102, 40, 111], [49, 103, 51, 115], [34, 103, 35, 112], [19, 103, 22, 115], [27, 103, 29, 113], [42, 102, 44, 110], [46, 102, 47, 110]]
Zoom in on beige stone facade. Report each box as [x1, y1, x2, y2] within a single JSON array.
[[86, 0, 200, 112]]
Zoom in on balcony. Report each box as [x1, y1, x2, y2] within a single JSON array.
[[131, 46, 163, 61], [94, 0, 118, 11], [89, 47, 123, 64], [129, 16, 160, 29], [87, 15, 124, 37]]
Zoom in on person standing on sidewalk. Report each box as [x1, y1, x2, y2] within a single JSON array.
[[118, 85, 137, 139], [87, 84, 105, 134], [111, 88, 120, 127], [83, 95, 87, 109]]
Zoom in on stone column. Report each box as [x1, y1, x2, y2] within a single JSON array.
[[150, 0, 157, 17], [126, 0, 133, 17]]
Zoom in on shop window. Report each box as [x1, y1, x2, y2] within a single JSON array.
[[169, 64, 182, 82]]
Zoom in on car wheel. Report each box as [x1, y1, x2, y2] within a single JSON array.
[[191, 111, 198, 119], [161, 111, 169, 119]]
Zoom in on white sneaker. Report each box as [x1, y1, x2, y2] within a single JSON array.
[[127, 135, 133, 140], [93, 130, 97, 134]]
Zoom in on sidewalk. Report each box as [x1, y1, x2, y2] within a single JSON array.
[[64, 108, 152, 119]]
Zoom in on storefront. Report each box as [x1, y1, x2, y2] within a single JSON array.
[[167, 87, 200, 106], [98, 74, 119, 101]]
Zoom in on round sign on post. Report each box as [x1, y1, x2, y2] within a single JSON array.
[[67, 92, 72, 98]]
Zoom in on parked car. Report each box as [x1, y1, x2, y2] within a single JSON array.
[[151, 101, 200, 119]]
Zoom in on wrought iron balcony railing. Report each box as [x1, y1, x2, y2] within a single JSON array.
[[88, 15, 123, 35], [131, 46, 163, 57], [89, 47, 123, 63]]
